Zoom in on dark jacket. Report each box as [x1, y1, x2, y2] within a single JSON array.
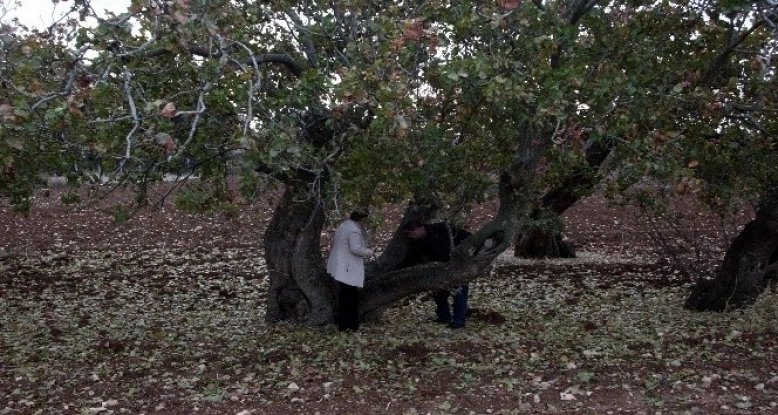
[[404, 222, 471, 266]]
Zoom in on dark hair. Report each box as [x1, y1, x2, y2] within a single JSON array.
[[402, 219, 424, 231], [350, 209, 369, 221]]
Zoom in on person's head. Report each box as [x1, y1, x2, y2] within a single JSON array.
[[349, 208, 369, 222], [403, 220, 427, 240]]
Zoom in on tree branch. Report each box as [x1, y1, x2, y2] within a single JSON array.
[[120, 44, 305, 79], [119, 70, 140, 172], [567, 0, 601, 25], [187, 47, 306, 78], [285, 8, 319, 69], [30, 45, 90, 111], [700, 18, 767, 87], [172, 81, 213, 160]]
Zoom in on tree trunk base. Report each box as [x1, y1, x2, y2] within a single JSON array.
[[264, 183, 335, 326], [514, 230, 576, 259], [685, 194, 778, 312]]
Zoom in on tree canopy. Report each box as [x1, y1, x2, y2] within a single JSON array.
[[1, 0, 775, 215]]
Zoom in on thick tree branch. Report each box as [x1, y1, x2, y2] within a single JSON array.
[[699, 18, 767, 87], [567, 0, 601, 25], [125, 45, 306, 78], [541, 136, 612, 214], [187, 48, 306, 78]]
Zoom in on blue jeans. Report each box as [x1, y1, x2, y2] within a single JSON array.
[[434, 284, 469, 325]]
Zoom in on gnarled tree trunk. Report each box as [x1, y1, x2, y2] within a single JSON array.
[[514, 137, 611, 258], [685, 191, 778, 311], [263, 166, 526, 326], [264, 176, 334, 325], [361, 171, 524, 320], [261, 107, 342, 326], [262, 117, 536, 326]]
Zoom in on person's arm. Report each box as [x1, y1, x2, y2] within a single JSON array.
[[347, 231, 374, 258]]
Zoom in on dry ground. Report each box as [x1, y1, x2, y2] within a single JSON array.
[[1, 183, 778, 415]]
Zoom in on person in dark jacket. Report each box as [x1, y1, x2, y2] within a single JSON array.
[[403, 220, 471, 329]]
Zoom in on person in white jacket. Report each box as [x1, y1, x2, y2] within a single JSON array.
[[327, 209, 374, 331]]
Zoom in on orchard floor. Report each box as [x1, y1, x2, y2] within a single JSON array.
[[2, 183, 778, 415]]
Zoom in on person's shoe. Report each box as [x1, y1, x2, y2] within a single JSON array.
[[448, 322, 465, 329], [431, 317, 451, 324]]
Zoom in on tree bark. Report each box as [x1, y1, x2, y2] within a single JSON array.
[[360, 170, 525, 320], [261, 117, 531, 326], [263, 177, 335, 325], [514, 137, 611, 258], [514, 224, 576, 258], [263, 180, 518, 325], [262, 162, 526, 326], [261, 105, 350, 325], [685, 191, 778, 311]]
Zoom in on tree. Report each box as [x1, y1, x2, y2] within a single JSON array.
[[685, 188, 778, 311], [2, 0, 777, 323], [598, 0, 778, 311]]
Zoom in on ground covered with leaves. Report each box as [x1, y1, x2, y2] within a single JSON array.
[[2, 184, 777, 415]]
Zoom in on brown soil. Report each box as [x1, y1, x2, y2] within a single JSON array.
[[2, 183, 777, 415]]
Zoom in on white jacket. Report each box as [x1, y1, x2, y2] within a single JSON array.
[[326, 219, 374, 287]]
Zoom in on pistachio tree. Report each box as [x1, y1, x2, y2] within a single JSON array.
[[2, 0, 777, 323]]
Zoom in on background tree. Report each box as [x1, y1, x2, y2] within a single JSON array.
[[591, 0, 778, 310]]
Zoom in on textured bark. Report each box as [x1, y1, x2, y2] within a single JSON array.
[[263, 184, 518, 325], [514, 227, 575, 259], [685, 192, 778, 311], [262, 115, 530, 325], [514, 137, 611, 258], [261, 162, 526, 326], [261, 108, 339, 326], [263, 179, 335, 325]]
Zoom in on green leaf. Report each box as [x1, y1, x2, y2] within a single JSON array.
[[5, 136, 24, 151], [577, 371, 595, 383]]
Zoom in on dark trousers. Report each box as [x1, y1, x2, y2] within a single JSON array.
[[434, 284, 469, 325], [336, 281, 360, 331]]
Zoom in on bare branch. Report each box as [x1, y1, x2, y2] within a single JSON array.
[[172, 81, 213, 159], [30, 45, 90, 111], [119, 70, 140, 172], [229, 39, 264, 135]]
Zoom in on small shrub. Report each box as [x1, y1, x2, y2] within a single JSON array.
[[175, 187, 212, 213], [113, 206, 131, 225], [61, 192, 81, 205]]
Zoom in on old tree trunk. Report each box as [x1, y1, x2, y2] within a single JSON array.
[[263, 166, 525, 325], [263, 173, 334, 325], [685, 190, 778, 311], [514, 138, 611, 259]]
